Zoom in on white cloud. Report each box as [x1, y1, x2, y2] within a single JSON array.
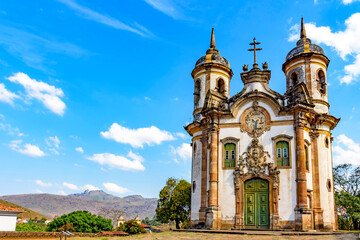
[[47, 136, 60, 149], [103, 182, 130, 195], [10, 140, 45, 157], [83, 184, 100, 191], [35, 180, 52, 187], [0, 24, 86, 72], [57, 0, 152, 38], [171, 142, 192, 162], [57, 190, 67, 195], [0, 123, 24, 137], [343, 0, 360, 4], [289, 13, 360, 84], [87, 151, 145, 171], [101, 123, 175, 148], [144, 0, 184, 20], [75, 147, 84, 153], [175, 132, 187, 139], [7, 72, 66, 115], [144, 96, 151, 101], [0, 83, 18, 105], [333, 134, 360, 165], [63, 182, 79, 190]]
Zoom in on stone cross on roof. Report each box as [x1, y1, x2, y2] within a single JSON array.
[[248, 37, 262, 68]]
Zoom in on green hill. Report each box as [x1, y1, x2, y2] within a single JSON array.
[[0, 199, 49, 220]]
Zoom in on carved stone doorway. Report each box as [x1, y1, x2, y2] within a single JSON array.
[[244, 178, 270, 229]]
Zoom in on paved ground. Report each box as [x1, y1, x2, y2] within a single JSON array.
[[76, 231, 358, 240], [1, 231, 358, 240]]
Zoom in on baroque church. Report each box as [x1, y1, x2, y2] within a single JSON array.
[[185, 19, 340, 231]]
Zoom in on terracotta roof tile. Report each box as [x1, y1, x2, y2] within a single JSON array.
[[0, 203, 24, 212]]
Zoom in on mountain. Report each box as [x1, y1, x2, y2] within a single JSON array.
[[0, 191, 157, 220], [0, 199, 49, 220]]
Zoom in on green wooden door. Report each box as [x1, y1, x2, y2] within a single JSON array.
[[244, 178, 269, 229]]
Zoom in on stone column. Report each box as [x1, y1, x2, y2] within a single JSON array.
[[199, 134, 208, 223], [205, 117, 221, 229], [294, 112, 312, 230], [310, 131, 324, 230]]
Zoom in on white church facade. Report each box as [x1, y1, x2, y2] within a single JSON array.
[[185, 19, 339, 231]]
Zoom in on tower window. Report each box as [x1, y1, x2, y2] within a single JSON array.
[[224, 143, 236, 168], [290, 72, 298, 87], [317, 70, 326, 94], [276, 141, 290, 167], [217, 79, 225, 95], [305, 144, 309, 171], [194, 80, 201, 105]]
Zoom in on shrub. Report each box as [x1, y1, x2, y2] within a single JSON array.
[[16, 223, 45, 232], [117, 220, 146, 234], [46, 210, 113, 233]]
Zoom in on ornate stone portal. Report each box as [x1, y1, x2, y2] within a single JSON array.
[[234, 101, 280, 229]]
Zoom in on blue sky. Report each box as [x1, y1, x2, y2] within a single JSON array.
[[0, 0, 360, 198]]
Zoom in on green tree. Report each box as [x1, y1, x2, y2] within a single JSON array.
[[117, 220, 145, 234], [46, 210, 113, 233], [16, 223, 45, 232], [334, 164, 360, 230], [155, 178, 191, 229]]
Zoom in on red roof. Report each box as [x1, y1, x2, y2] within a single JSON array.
[[0, 203, 23, 212], [141, 224, 151, 228], [101, 231, 128, 236]]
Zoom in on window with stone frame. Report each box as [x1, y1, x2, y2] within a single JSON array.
[[305, 144, 310, 171], [217, 78, 225, 95], [276, 141, 290, 167], [290, 72, 298, 87], [194, 79, 201, 106], [317, 70, 326, 95], [224, 143, 236, 168]]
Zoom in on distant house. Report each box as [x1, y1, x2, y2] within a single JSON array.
[[0, 203, 24, 231], [140, 223, 151, 233], [116, 215, 125, 227]]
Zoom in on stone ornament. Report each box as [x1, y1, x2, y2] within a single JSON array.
[[240, 101, 271, 138], [234, 138, 280, 187]]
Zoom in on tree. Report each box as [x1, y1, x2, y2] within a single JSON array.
[[46, 210, 113, 233], [155, 178, 191, 229], [117, 220, 146, 234], [334, 164, 360, 230], [16, 223, 45, 232]]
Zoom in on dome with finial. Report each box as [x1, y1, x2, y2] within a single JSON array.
[[285, 18, 325, 62], [195, 28, 230, 68]]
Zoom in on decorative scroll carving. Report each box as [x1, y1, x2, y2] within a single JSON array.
[[233, 137, 281, 230], [234, 138, 280, 186]]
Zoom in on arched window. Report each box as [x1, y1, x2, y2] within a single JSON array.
[[194, 80, 200, 105], [290, 72, 298, 86], [317, 70, 326, 94], [224, 143, 236, 168], [276, 141, 290, 167], [217, 79, 225, 95], [305, 144, 309, 171]]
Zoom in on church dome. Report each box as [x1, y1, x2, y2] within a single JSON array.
[[285, 18, 326, 62], [285, 38, 325, 62], [194, 28, 230, 68]]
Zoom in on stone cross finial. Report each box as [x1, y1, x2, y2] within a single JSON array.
[[248, 37, 262, 68]]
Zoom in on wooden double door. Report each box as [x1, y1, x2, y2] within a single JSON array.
[[244, 178, 270, 229]]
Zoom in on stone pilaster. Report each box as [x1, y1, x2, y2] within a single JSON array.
[[206, 117, 221, 229], [294, 112, 312, 230], [310, 131, 324, 230]]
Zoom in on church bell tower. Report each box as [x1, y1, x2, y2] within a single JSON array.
[[282, 18, 330, 114], [191, 28, 233, 119]]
